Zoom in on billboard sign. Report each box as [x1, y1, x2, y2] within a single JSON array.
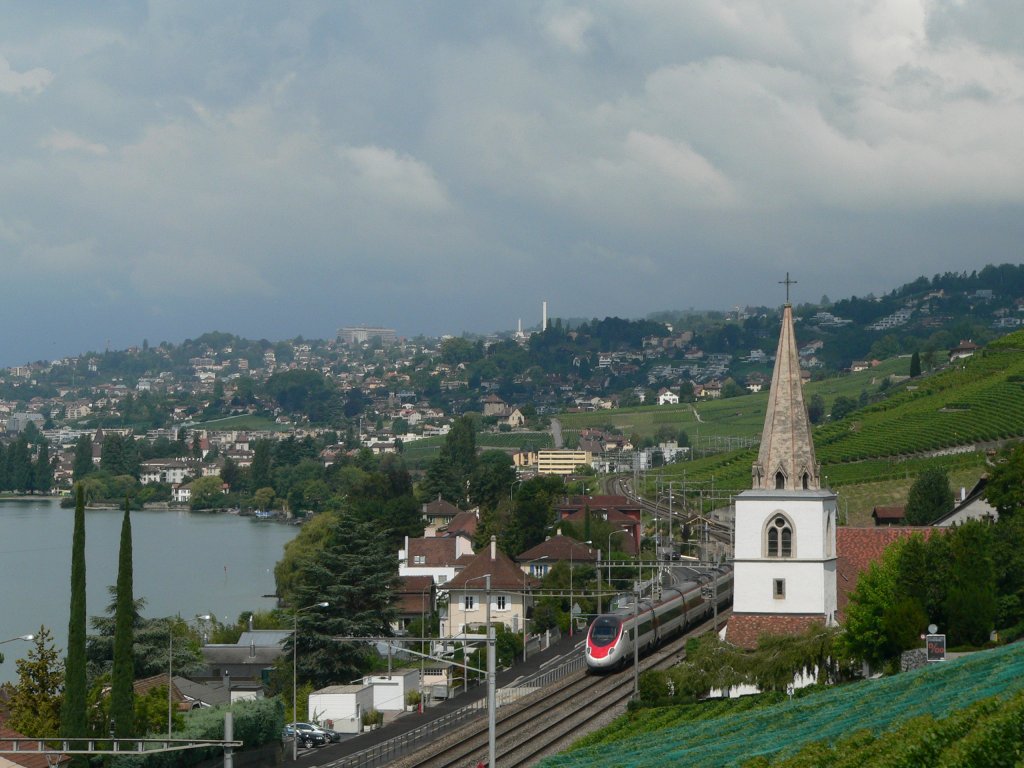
[[926, 634, 946, 662]]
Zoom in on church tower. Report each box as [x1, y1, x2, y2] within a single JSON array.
[[727, 286, 838, 648]]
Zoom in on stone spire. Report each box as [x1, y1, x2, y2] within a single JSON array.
[[752, 304, 820, 491]]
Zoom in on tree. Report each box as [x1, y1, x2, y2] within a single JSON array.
[[189, 476, 227, 509], [6, 627, 64, 737], [61, 484, 88, 741], [945, 521, 997, 646], [909, 350, 922, 377], [250, 440, 273, 491], [287, 514, 400, 688], [838, 542, 903, 668], [33, 439, 54, 494], [469, 450, 516, 511], [984, 444, 1024, 519], [442, 416, 478, 490], [904, 467, 953, 525], [807, 393, 825, 425], [830, 395, 858, 421], [110, 500, 135, 737]]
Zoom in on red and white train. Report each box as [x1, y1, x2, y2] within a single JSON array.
[[585, 565, 733, 671]]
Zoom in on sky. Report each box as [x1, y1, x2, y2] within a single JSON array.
[[1, 1, 1023, 366]]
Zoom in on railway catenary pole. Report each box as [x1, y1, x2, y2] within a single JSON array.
[[486, 574, 495, 768], [632, 582, 640, 698]]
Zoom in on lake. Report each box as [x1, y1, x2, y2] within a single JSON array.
[[0, 498, 299, 685]]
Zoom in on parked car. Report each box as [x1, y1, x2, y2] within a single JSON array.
[[283, 722, 328, 748], [317, 724, 343, 743]]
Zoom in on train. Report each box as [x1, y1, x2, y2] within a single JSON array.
[[585, 564, 733, 671]]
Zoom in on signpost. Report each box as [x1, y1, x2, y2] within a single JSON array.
[[926, 634, 946, 662]]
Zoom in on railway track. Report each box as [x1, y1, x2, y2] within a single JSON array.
[[393, 610, 731, 768]]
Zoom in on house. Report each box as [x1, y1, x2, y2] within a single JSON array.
[[0, 726, 71, 767], [949, 340, 979, 362], [308, 684, 374, 734], [481, 394, 507, 416], [172, 483, 193, 503], [657, 388, 679, 406], [516, 534, 600, 574], [393, 575, 436, 633], [440, 537, 540, 639], [932, 477, 998, 527], [198, 629, 291, 686], [871, 506, 906, 526], [421, 496, 462, 530], [398, 535, 475, 585], [554, 495, 641, 555]]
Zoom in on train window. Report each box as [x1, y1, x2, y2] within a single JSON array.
[[589, 616, 621, 647], [765, 515, 794, 558], [774, 579, 786, 599]]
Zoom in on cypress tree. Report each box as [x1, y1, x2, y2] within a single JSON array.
[[72, 435, 94, 483], [110, 498, 135, 737], [910, 350, 922, 377], [61, 484, 87, 742], [33, 439, 53, 495]]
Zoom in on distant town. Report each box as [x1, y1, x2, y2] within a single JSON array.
[[0, 266, 1021, 500]]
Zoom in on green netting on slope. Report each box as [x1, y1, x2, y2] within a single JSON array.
[[540, 642, 1024, 768]]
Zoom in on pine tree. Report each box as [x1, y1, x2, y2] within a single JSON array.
[[110, 498, 135, 737], [61, 484, 88, 742], [7, 627, 64, 737], [910, 350, 922, 377]]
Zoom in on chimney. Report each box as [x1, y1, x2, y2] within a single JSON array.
[[248, 614, 254, 631], [222, 670, 231, 694], [542, 300, 548, 331], [249, 640, 256, 658], [490, 535, 496, 561], [961, 487, 967, 502]]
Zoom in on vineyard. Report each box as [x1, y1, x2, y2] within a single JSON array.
[[644, 332, 1024, 497], [543, 641, 1024, 768]]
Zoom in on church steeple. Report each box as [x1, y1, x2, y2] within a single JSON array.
[[752, 302, 820, 491]]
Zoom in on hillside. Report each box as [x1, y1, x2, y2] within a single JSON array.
[[639, 330, 1024, 508], [543, 642, 1024, 767]]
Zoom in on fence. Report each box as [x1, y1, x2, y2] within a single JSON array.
[[324, 654, 586, 768]]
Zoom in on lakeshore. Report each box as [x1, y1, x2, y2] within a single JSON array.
[[0, 497, 298, 685]]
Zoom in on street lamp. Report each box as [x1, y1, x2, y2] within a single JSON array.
[[168, 614, 211, 736], [0, 633, 34, 665], [522, 556, 548, 662], [0, 633, 34, 644], [292, 601, 328, 761]]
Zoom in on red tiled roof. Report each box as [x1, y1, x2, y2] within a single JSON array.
[[408, 538, 462, 566], [836, 526, 936, 619], [422, 497, 461, 519], [443, 511, 478, 538], [395, 576, 435, 616], [871, 506, 906, 521], [444, 543, 540, 591], [517, 535, 599, 563], [725, 614, 825, 650]]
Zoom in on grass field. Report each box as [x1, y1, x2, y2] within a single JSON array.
[[189, 414, 289, 431]]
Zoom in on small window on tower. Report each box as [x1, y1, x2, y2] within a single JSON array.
[[774, 579, 786, 599], [802, 473, 810, 490], [775, 472, 786, 489]]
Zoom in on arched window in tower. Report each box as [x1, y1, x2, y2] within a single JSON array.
[[802, 472, 810, 490], [775, 471, 786, 489], [765, 514, 794, 558]]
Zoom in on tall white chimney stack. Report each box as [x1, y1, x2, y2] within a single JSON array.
[[542, 300, 548, 331]]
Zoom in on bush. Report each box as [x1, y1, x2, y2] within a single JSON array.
[[361, 709, 383, 727]]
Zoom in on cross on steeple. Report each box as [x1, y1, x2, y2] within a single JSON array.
[[779, 272, 797, 305]]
